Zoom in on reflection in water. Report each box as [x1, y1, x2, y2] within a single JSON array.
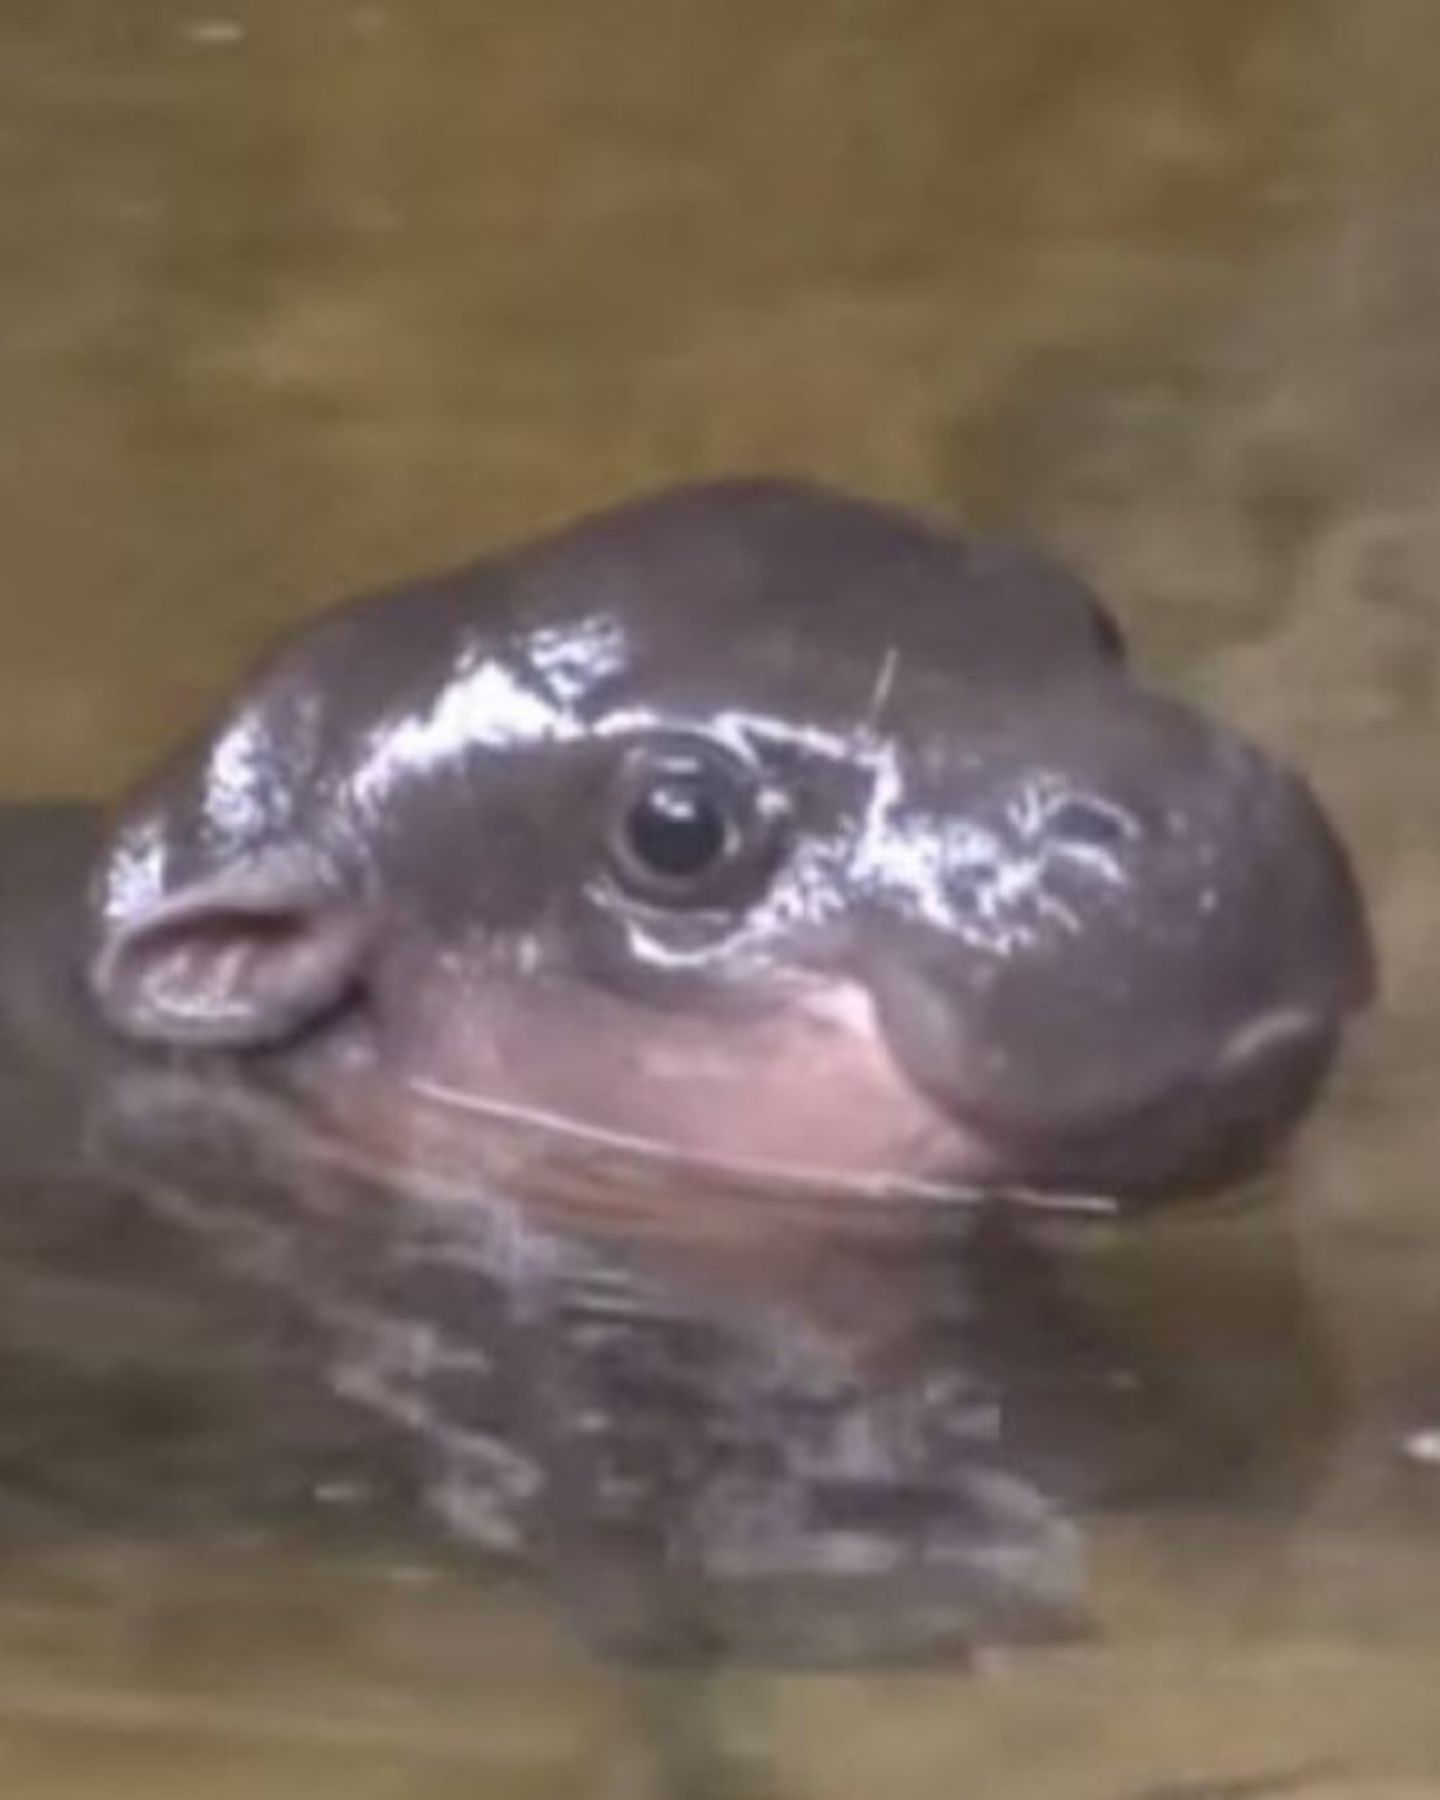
[[0, 866, 1340, 1791], [86, 1060, 1337, 1667]]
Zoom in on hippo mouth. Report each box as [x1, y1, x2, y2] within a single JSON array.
[[871, 994, 1347, 1209], [381, 1077, 1123, 1217], [269, 970, 1108, 1238], [270, 965, 1342, 1252], [258, 1072, 1114, 1284]]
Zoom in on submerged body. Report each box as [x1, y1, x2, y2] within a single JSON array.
[[0, 479, 1373, 1659]]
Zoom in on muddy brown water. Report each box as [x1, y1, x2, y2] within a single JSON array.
[[1, 1, 1439, 1795]]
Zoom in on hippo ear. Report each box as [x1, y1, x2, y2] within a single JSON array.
[[90, 845, 371, 1050]]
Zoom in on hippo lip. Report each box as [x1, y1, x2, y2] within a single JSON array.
[[919, 1020, 1340, 1204], [277, 970, 1336, 1232], [318, 1069, 1126, 1233], [278, 984, 1337, 1234], [424, 1081, 1114, 1202], [295, 968, 1133, 1232]]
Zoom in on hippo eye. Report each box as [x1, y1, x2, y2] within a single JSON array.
[[605, 739, 780, 907], [626, 774, 730, 877]]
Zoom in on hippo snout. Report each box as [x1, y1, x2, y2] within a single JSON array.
[[861, 687, 1373, 1200]]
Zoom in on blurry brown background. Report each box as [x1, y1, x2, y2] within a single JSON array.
[[0, 0, 1390, 787]]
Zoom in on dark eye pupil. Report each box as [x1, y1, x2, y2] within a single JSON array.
[[625, 779, 730, 880]]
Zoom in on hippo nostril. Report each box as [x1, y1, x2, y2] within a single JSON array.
[[1042, 794, 1141, 853]]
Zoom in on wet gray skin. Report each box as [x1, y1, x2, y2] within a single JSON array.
[[0, 478, 1373, 1667]]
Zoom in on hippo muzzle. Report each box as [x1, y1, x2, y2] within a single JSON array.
[[859, 682, 1371, 1200]]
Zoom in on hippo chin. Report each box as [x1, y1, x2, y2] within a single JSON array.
[[83, 477, 1370, 1228]]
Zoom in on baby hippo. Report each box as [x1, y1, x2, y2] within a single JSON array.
[[0, 477, 1374, 1675], [82, 478, 1369, 1225]]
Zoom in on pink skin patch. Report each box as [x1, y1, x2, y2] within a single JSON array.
[[280, 955, 1052, 1288], [396, 970, 984, 1186]]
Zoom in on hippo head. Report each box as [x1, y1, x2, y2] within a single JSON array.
[[85, 480, 1373, 1232]]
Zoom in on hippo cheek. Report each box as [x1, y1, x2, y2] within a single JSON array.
[[292, 962, 995, 1218]]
